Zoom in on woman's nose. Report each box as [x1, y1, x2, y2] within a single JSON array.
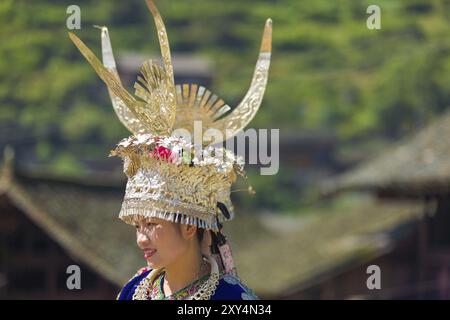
[[137, 230, 150, 247]]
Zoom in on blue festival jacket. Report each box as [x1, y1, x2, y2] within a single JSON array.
[[117, 269, 259, 300]]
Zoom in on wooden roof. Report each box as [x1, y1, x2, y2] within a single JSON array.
[[0, 155, 426, 297], [226, 197, 425, 296], [0, 162, 139, 287], [322, 111, 450, 197]]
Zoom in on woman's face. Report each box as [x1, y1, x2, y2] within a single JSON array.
[[134, 216, 191, 269]]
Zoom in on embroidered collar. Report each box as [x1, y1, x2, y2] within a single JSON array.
[[149, 271, 210, 300]]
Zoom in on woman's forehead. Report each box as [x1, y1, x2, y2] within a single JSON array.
[[136, 216, 167, 224]]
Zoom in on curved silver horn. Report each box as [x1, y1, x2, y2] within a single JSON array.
[[212, 18, 272, 142], [99, 26, 147, 135]]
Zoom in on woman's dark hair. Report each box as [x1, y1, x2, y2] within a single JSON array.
[[196, 227, 205, 243]]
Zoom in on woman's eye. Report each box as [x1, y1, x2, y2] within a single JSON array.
[[147, 223, 155, 227]]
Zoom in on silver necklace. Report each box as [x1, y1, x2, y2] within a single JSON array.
[[132, 255, 220, 300]]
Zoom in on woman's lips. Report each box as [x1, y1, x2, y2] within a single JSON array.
[[144, 249, 157, 259]]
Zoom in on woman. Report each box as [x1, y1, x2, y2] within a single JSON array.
[[107, 133, 261, 300], [117, 216, 257, 300], [68, 0, 272, 300]]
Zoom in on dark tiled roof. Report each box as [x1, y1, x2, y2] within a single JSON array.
[[0, 168, 143, 286], [0, 164, 425, 296], [225, 198, 424, 295], [322, 111, 450, 196]]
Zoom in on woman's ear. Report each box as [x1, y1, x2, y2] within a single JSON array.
[[180, 224, 197, 240]]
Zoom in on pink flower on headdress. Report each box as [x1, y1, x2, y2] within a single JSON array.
[[150, 145, 178, 163]]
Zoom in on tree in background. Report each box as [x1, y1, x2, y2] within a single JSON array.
[[1, 0, 450, 210]]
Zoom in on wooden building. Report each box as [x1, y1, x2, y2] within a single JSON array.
[[0, 145, 429, 299], [306, 111, 450, 299], [5, 106, 448, 300], [227, 196, 426, 299], [0, 152, 143, 299]]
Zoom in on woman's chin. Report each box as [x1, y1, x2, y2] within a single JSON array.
[[146, 260, 161, 269]]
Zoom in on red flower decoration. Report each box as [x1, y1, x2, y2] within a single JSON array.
[[150, 145, 177, 163]]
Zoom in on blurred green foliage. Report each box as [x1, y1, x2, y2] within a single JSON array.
[[1, 0, 450, 210]]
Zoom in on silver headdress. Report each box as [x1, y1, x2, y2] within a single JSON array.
[[68, 0, 272, 232]]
